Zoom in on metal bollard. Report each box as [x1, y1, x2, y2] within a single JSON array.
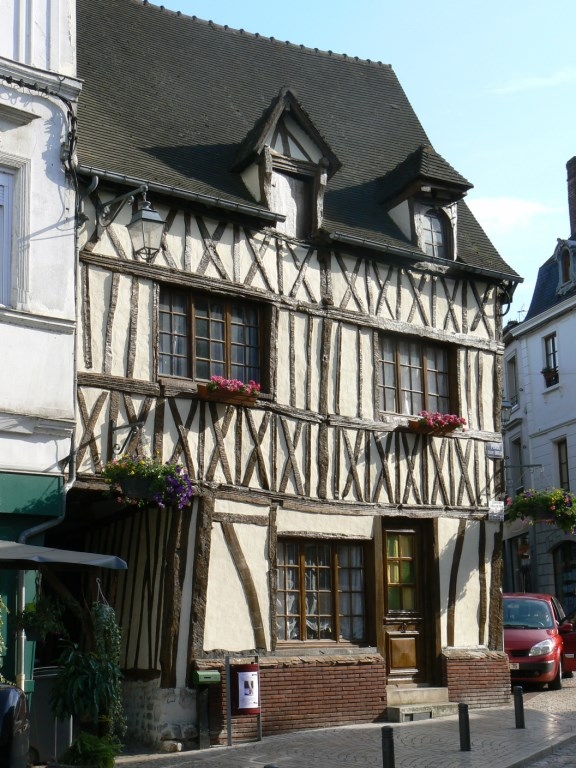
[[381, 725, 396, 768], [458, 702, 471, 751], [513, 686, 525, 729]]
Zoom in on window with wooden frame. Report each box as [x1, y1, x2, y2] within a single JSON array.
[[276, 540, 366, 644], [159, 288, 264, 385], [557, 438, 570, 491], [420, 208, 451, 260], [377, 335, 453, 416]]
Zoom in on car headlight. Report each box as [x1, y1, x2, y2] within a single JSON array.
[[528, 638, 555, 657]]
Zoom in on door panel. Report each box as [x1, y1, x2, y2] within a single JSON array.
[[383, 520, 433, 683]]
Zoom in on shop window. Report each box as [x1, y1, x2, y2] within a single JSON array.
[[276, 540, 366, 643], [554, 542, 576, 616]]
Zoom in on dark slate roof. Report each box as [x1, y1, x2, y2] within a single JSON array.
[[76, 0, 519, 280], [525, 256, 576, 320], [380, 145, 472, 204]]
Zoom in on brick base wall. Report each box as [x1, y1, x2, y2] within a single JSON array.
[[205, 655, 387, 744], [442, 649, 511, 708]]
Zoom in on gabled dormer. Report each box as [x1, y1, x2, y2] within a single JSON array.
[[380, 145, 472, 261], [233, 88, 340, 239]]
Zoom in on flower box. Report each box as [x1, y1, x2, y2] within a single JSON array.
[[196, 382, 258, 407], [408, 420, 457, 436]]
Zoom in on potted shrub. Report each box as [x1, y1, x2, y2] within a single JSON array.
[[13, 594, 68, 642], [506, 488, 576, 534], [55, 731, 122, 768], [102, 455, 195, 509], [541, 366, 559, 386], [50, 602, 125, 767]]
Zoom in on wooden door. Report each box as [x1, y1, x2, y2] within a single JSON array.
[[382, 520, 433, 683]]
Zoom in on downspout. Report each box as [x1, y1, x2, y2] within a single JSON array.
[[15, 445, 76, 691]]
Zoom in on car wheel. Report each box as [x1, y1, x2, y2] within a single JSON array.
[[550, 659, 563, 690]]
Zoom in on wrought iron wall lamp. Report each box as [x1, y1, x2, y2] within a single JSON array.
[[501, 400, 513, 428], [96, 184, 165, 263]]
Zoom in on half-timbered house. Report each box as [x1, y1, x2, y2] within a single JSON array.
[[61, 0, 521, 747]]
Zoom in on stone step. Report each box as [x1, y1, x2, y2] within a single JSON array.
[[387, 702, 460, 723], [386, 685, 451, 706]]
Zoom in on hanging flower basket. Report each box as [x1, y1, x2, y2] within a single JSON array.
[[506, 488, 576, 534], [197, 376, 260, 407], [102, 455, 195, 510], [119, 476, 156, 500], [408, 411, 466, 436]]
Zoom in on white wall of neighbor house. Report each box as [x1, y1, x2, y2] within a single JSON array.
[[0, 0, 79, 473], [0, 0, 76, 76]]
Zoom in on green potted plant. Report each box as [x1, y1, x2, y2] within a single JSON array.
[[13, 594, 67, 642], [56, 731, 122, 768], [102, 454, 195, 509], [506, 488, 576, 534], [51, 602, 125, 767]]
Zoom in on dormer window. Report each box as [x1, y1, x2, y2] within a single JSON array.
[[269, 168, 313, 239], [233, 88, 340, 241], [414, 204, 453, 260], [554, 239, 576, 293], [561, 248, 571, 283], [421, 209, 447, 259]]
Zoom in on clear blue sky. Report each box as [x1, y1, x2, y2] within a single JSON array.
[[160, 0, 576, 319]]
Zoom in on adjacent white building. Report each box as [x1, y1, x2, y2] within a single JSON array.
[[503, 157, 576, 612], [0, 0, 81, 679]]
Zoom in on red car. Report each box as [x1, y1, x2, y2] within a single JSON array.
[[503, 592, 576, 690]]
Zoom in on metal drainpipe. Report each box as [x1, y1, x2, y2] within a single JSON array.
[[15, 445, 76, 691]]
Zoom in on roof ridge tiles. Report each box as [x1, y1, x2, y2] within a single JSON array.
[[139, 0, 391, 68]]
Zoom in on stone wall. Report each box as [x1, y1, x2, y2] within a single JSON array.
[[122, 679, 198, 751]]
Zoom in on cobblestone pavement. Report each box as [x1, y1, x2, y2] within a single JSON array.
[[29, 676, 572, 768], [514, 675, 576, 766], [110, 677, 576, 768]]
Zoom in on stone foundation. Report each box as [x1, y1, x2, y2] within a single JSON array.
[[122, 679, 198, 749]]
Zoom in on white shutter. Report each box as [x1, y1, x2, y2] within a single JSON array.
[[0, 171, 13, 306]]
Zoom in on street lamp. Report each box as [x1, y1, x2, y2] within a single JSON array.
[[501, 400, 513, 427], [96, 184, 165, 263]]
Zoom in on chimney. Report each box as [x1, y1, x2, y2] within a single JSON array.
[[567, 157, 576, 238]]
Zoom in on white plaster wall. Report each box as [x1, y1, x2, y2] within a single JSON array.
[[0, 0, 76, 76], [437, 518, 495, 648], [388, 201, 411, 240], [203, 509, 270, 652], [276, 508, 374, 538]]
